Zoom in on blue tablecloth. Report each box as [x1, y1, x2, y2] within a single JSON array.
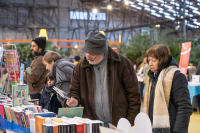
[[188, 85, 200, 104]]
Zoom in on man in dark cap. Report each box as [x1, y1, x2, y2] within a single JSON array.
[[24, 37, 49, 100], [66, 31, 141, 126]]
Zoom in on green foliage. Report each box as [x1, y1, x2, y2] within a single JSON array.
[[118, 27, 200, 67], [57, 48, 70, 57], [16, 42, 34, 62]]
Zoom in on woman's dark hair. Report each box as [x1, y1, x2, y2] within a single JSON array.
[[45, 73, 55, 84], [146, 44, 171, 67]]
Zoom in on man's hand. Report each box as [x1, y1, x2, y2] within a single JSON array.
[[66, 97, 78, 107]]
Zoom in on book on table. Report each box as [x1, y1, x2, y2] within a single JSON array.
[[57, 107, 84, 118]]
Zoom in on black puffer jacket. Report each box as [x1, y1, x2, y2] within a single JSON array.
[[39, 86, 62, 114], [148, 55, 192, 133]]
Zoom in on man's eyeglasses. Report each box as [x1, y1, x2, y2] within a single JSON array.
[[82, 53, 97, 61]]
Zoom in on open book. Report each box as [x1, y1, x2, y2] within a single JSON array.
[[52, 86, 71, 100]]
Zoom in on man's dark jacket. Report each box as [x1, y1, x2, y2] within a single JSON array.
[[69, 47, 141, 126], [24, 51, 49, 94], [148, 56, 192, 133]]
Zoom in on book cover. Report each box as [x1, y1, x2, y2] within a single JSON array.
[[21, 112, 28, 129], [36, 106, 41, 113], [33, 112, 55, 118], [42, 124, 47, 133], [4, 105, 12, 122], [53, 86, 71, 100], [5, 50, 19, 72], [53, 125, 58, 133], [35, 116, 46, 133], [76, 123, 83, 133], [25, 114, 30, 127], [14, 110, 24, 127], [30, 118, 36, 133], [5, 50, 20, 81], [0, 104, 5, 118], [10, 107, 18, 124], [42, 124, 53, 133], [74, 118, 94, 133], [66, 124, 71, 133], [12, 85, 28, 107], [77, 121, 86, 133], [58, 107, 84, 118]]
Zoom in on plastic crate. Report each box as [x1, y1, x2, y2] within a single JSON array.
[[0, 117, 31, 133]]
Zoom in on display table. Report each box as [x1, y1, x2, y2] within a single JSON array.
[[188, 82, 200, 111]]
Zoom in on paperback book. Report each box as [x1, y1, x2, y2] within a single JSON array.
[[52, 86, 71, 100], [12, 85, 29, 107]]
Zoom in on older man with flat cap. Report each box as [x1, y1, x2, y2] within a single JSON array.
[[24, 37, 49, 100], [66, 31, 141, 126]]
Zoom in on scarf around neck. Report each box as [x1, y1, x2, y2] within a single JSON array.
[[143, 66, 180, 133], [45, 85, 55, 93]]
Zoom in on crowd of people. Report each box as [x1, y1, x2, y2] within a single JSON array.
[[1, 31, 194, 133]]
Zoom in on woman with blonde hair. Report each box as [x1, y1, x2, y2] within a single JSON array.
[[42, 51, 75, 107], [143, 44, 192, 133]]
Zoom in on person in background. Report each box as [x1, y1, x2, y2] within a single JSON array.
[[40, 73, 62, 114], [196, 60, 200, 75], [42, 51, 75, 107], [68, 56, 74, 63], [139, 57, 148, 101], [73, 55, 80, 65], [143, 44, 192, 133], [24, 37, 49, 100], [66, 31, 141, 126]]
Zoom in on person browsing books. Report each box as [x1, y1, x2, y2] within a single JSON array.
[[143, 45, 192, 133], [66, 31, 141, 126], [42, 51, 75, 107], [24, 37, 49, 100], [39, 73, 62, 114]]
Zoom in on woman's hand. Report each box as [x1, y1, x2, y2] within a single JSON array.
[[66, 97, 78, 107]]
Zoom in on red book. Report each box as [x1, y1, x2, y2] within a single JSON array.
[[0, 104, 5, 118], [77, 121, 86, 133], [76, 123, 84, 133]]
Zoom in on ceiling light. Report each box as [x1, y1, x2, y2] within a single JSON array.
[[125, 1, 129, 5], [93, 8, 98, 14], [74, 45, 78, 48], [107, 5, 112, 10]]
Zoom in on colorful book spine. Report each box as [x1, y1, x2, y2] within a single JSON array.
[[14, 111, 24, 127], [10, 108, 18, 124], [53, 125, 58, 133], [21, 112, 28, 129], [36, 106, 41, 113], [0, 104, 5, 118], [76, 124, 83, 133]]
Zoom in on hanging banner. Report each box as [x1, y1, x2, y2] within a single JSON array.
[[112, 48, 117, 52], [179, 42, 191, 75]]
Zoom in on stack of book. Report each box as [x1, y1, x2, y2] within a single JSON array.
[[0, 102, 55, 130], [33, 116, 104, 133]]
